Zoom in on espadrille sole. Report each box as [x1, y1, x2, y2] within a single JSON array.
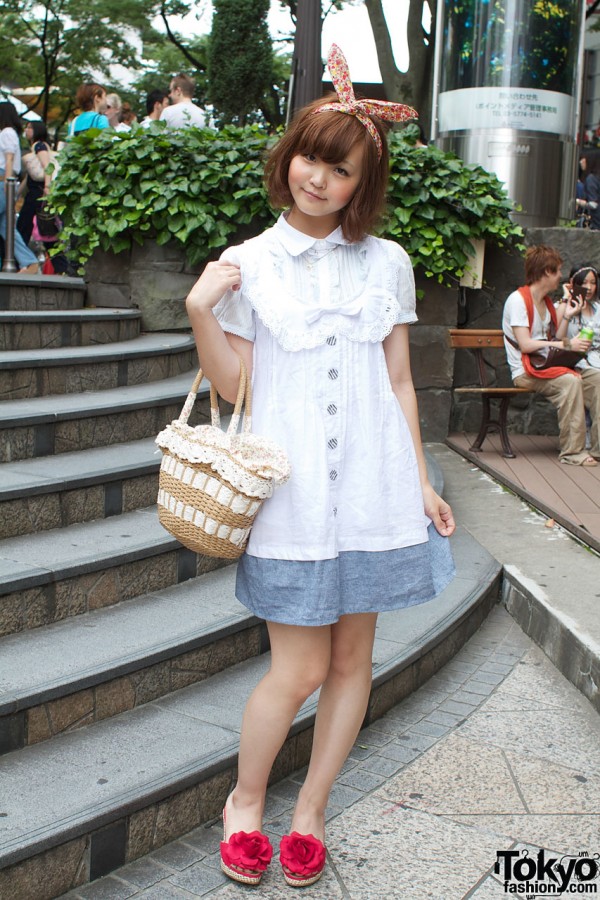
[[220, 859, 263, 886], [282, 868, 325, 887]]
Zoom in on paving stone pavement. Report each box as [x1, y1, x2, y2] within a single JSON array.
[[61, 605, 600, 900]]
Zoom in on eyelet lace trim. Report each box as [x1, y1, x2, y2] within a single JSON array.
[[238, 232, 415, 351], [156, 422, 291, 498]]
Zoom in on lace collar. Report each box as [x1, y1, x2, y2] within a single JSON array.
[[237, 226, 406, 351]]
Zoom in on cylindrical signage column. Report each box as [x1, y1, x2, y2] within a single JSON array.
[[434, 0, 585, 227]]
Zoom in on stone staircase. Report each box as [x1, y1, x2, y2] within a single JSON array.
[[0, 273, 502, 900]]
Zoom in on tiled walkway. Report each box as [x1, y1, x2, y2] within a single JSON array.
[[446, 432, 600, 553], [63, 605, 600, 899]]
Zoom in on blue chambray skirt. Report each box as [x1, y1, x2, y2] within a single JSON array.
[[235, 523, 455, 627]]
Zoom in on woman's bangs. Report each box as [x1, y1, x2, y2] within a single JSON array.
[[296, 111, 365, 163]]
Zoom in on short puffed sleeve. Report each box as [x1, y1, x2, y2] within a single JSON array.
[[387, 240, 417, 325], [212, 246, 256, 341]]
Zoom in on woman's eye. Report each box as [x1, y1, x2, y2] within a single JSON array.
[[335, 167, 348, 176], [304, 153, 316, 162]]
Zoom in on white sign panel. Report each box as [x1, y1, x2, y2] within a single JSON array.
[[438, 86, 574, 136]]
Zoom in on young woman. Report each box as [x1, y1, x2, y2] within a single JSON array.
[[67, 84, 109, 137], [17, 120, 53, 246], [185, 45, 455, 888], [0, 101, 39, 274], [556, 264, 600, 371]]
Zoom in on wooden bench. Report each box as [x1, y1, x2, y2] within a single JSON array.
[[448, 328, 532, 459]]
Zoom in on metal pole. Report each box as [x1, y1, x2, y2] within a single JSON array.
[[574, 0, 588, 145], [430, 0, 445, 143], [2, 177, 18, 273]]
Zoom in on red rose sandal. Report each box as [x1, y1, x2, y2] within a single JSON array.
[[279, 832, 327, 887], [220, 807, 274, 886]]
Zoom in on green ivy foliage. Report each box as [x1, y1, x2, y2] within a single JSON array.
[[49, 122, 276, 268], [385, 125, 525, 282], [49, 121, 523, 284]]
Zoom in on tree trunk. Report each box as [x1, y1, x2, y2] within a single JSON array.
[[290, 0, 323, 116], [365, 0, 436, 138]]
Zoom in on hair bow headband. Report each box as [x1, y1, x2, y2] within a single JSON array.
[[314, 44, 418, 159], [572, 266, 599, 280]]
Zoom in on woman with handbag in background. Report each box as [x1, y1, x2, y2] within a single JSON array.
[[502, 245, 600, 466], [185, 45, 455, 889], [17, 120, 54, 246], [0, 101, 40, 274]]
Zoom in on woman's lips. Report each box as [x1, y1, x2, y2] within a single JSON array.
[[303, 188, 325, 201]]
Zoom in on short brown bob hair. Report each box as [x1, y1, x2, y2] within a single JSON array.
[[264, 95, 390, 243], [524, 245, 562, 285], [76, 83, 106, 112]]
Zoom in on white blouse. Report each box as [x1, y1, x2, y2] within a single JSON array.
[[214, 214, 429, 561], [0, 127, 21, 175]]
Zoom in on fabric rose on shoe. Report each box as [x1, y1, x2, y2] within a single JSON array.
[[220, 831, 273, 872], [280, 832, 326, 876]]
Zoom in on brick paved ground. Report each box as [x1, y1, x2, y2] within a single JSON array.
[[62, 604, 600, 899]]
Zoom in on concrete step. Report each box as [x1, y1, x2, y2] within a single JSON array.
[[0, 566, 262, 755], [0, 438, 160, 539], [0, 333, 196, 399], [0, 273, 86, 311], [0, 309, 141, 350], [0, 504, 226, 637], [0, 370, 207, 462], [0, 527, 501, 899]]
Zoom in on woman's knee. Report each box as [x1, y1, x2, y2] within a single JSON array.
[[269, 659, 330, 702], [328, 616, 377, 680], [267, 624, 332, 700]]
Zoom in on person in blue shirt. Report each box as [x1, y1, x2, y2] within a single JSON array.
[[67, 84, 109, 137]]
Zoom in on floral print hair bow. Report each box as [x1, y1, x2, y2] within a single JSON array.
[[314, 44, 418, 159]]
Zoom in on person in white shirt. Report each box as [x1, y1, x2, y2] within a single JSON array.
[[184, 43, 454, 891], [502, 245, 600, 465], [159, 74, 206, 129], [0, 101, 39, 273], [140, 89, 169, 128]]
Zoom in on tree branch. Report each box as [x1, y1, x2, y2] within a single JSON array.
[[160, 1, 205, 71], [587, 0, 600, 18]]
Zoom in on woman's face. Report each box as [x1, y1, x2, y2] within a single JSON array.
[[581, 270, 598, 301], [25, 123, 33, 143]]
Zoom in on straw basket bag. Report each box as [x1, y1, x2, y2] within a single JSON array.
[[155, 358, 291, 558]]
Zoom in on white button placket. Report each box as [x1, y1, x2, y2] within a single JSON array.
[[320, 256, 342, 522]]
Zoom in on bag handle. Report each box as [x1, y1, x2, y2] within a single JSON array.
[[177, 355, 251, 434]]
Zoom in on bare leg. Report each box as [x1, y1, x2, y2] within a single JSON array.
[[290, 612, 378, 841], [225, 621, 332, 837]]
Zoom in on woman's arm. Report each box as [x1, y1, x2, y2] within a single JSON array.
[[185, 260, 253, 403], [555, 290, 586, 339], [383, 325, 455, 537], [4, 151, 14, 179], [36, 145, 51, 194]]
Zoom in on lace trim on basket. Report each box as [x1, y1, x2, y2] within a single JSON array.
[[237, 234, 414, 351], [156, 423, 291, 499]]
